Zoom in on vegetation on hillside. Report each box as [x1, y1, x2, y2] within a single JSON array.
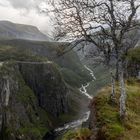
[[127, 47, 140, 62], [126, 47, 140, 78], [93, 79, 140, 140], [0, 45, 48, 62], [62, 128, 92, 140]]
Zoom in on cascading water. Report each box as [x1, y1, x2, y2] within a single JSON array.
[[54, 65, 95, 135]]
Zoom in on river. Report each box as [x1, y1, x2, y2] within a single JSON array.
[[54, 65, 95, 137]]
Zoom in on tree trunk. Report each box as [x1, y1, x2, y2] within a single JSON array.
[[119, 61, 127, 120], [110, 71, 116, 103], [124, 59, 129, 79], [115, 60, 119, 81]]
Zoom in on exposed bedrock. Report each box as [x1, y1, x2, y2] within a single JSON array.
[[18, 62, 69, 117]]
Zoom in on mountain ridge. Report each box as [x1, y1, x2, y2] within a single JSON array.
[[0, 20, 51, 41]]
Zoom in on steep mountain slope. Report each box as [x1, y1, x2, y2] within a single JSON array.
[[0, 21, 50, 41]]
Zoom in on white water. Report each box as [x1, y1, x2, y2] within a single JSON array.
[[55, 65, 95, 133], [79, 65, 96, 99], [79, 83, 92, 99], [4, 79, 10, 106], [55, 111, 90, 132], [84, 65, 96, 80], [16, 61, 53, 64], [0, 61, 53, 66], [0, 62, 3, 67]]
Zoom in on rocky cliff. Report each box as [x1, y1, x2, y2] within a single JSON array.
[[0, 61, 70, 140], [18, 62, 69, 117]]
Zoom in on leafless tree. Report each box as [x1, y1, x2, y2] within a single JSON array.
[[46, 0, 140, 118]]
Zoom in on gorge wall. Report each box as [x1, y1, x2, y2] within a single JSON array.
[[0, 62, 70, 140], [18, 62, 69, 117]]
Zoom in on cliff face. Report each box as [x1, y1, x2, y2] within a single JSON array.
[[0, 62, 69, 140], [0, 69, 18, 138], [18, 62, 69, 117]]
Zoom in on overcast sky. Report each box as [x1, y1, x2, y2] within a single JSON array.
[[0, 0, 52, 35]]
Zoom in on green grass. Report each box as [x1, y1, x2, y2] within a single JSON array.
[[93, 80, 140, 140], [0, 45, 48, 62], [62, 128, 92, 140], [127, 47, 140, 63]]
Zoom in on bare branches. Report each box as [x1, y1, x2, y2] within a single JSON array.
[[46, 0, 140, 62]]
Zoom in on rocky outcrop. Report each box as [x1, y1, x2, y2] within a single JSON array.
[[88, 98, 98, 140]]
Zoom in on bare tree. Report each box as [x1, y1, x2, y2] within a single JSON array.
[[46, 0, 140, 118]]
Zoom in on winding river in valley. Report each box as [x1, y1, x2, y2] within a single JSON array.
[[54, 65, 95, 136]]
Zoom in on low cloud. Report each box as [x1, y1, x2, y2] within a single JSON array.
[[0, 0, 53, 36], [5, 0, 41, 10]]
